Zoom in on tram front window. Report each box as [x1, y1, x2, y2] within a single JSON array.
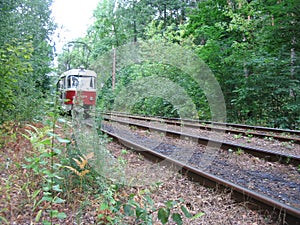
[[72, 76, 79, 87], [67, 76, 79, 88]]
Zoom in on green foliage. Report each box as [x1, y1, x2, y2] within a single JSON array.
[[97, 185, 204, 224], [0, 0, 55, 123], [97, 62, 210, 119], [0, 40, 33, 120], [58, 0, 300, 129], [186, 0, 300, 128], [21, 118, 68, 223], [57, 39, 92, 73]]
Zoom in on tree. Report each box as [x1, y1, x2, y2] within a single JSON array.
[[186, 0, 300, 128], [0, 0, 55, 122], [57, 39, 92, 73]]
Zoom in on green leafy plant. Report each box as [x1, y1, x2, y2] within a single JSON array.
[[157, 199, 204, 225], [121, 149, 128, 155], [235, 148, 244, 155], [233, 134, 242, 139], [96, 185, 204, 224], [246, 134, 253, 138], [22, 120, 69, 223]]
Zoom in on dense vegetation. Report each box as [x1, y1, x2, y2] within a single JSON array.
[[0, 1, 207, 223], [0, 0, 299, 128], [0, 0, 299, 223], [57, 0, 300, 129], [0, 0, 55, 123]]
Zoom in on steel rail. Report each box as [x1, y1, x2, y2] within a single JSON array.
[[100, 126, 300, 225], [104, 112, 300, 144], [103, 116, 300, 166]]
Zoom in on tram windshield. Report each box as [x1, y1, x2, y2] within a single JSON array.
[[67, 75, 96, 89]]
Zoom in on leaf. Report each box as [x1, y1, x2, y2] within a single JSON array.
[[57, 212, 67, 219], [47, 132, 57, 137], [191, 212, 205, 219], [41, 196, 52, 202], [32, 189, 41, 198], [56, 136, 70, 143], [40, 138, 51, 146], [72, 158, 83, 169], [49, 210, 58, 217], [100, 202, 109, 210], [171, 213, 183, 225], [135, 207, 145, 218], [52, 184, 62, 192], [123, 204, 134, 216], [52, 196, 65, 204], [158, 208, 170, 224], [85, 152, 94, 160], [165, 200, 176, 208], [78, 156, 88, 169], [180, 205, 192, 218], [33, 198, 44, 211], [42, 220, 51, 225], [144, 195, 154, 205], [80, 169, 90, 177], [57, 118, 67, 123], [52, 148, 62, 154], [35, 209, 42, 222], [64, 165, 80, 176]]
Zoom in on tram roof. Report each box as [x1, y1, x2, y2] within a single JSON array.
[[60, 68, 97, 78]]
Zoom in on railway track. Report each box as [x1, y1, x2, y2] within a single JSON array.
[[97, 121, 300, 224], [103, 114, 300, 166], [83, 113, 300, 224], [104, 112, 300, 144]]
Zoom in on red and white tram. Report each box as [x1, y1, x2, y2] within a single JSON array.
[[57, 67, 97, 113]]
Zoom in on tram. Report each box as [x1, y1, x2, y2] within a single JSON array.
[[57, 67, 97, 114]]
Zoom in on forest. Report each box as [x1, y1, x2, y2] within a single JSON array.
[[0, 0, 299, 128], [0, 0, 300, 224]]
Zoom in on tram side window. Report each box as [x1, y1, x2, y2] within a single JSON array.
[[90, 77, 93, 88], [67, 76, 71, 88], [89, 77, 96, 88]]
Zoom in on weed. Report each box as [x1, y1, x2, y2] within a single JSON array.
[[129, 125, 137, 131], [247, 134, 253, 138], [281, 142, 292, 149], [21, 119, 69, 223], [264, 136, 274, 141], [96, 185, 204, 224], [121, 149, 128, 155], [117, 156, 127, 167], [233, 134, 242, 139], [64, 152, 94, 190], [236, 148, 244, 155]]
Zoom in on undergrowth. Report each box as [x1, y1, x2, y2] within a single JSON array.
[[0, 110, 203, 224]]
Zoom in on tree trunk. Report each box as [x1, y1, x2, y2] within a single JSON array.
[[290, 36, 296, 98], [112, 47, 116, 90]]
